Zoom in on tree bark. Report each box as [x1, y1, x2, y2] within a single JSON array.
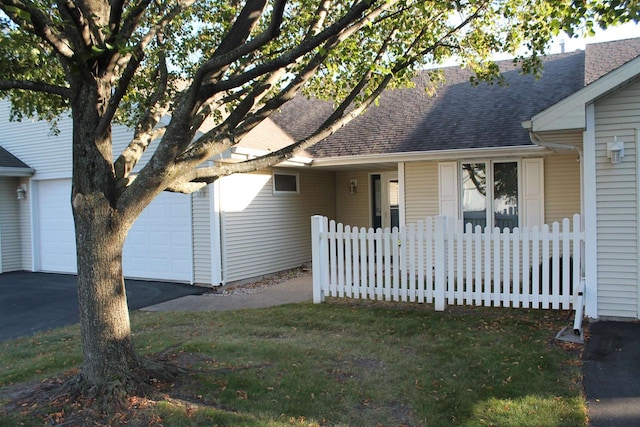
[[73, 194, 138, 388], [70, 77, 144, 399]]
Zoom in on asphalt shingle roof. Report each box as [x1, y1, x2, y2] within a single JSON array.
[[269, 38, 640, 159], [0, 146, 30, 169], [584, 37, 640, 84]]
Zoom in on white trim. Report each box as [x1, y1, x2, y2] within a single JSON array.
[[398, 162, 406, 227], [311, 146, 549, 168], [0, 167, 35, 177], [187, 195, 195, 285], [521, 158, 545, 228], [210, 179, 223, 285], [272, 171, 300, 195], [583, 104, 598, 318], [231, 146, 313, 166], [636, 128, 640, 319], [530, 56, 640, 132], [29, 180, 40, 272], [380, 171, 398, 229], [438, 161, 459, 220]]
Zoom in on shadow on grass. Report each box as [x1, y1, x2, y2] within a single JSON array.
[[0, 301, 586, 426]]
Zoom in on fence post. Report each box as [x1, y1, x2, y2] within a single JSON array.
[[311, 215, 326, 303], [434, 216, 447, 311]]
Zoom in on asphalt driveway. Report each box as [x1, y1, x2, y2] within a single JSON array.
[[583, 321, 640, 427], [0, 271, 205, 342]]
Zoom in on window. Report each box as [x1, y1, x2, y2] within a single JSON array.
[[273, 172, 299, 194], [439, 159, 543, 229], [461, 161, 519, 229]]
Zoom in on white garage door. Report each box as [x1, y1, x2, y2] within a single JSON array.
[[37, 179, 76, 273], [122, 191, 192, 282], [37, 179, 192, 282]]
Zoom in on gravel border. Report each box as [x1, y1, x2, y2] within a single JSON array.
[[211, 267, 310, 296]]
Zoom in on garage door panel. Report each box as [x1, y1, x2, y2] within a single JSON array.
[[37, 179, 192, 282], [37, 179, 76, 273], [122, 192, 192, 282]]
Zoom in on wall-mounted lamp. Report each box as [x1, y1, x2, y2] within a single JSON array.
[[349, 179, 358, 194], [607, 137, 625, 164], [16, 184, 27, 200]]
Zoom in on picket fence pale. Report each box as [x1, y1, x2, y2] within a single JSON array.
[[311, 215, 584, 311]]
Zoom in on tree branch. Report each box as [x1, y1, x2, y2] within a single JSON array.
[[198, 0, 397, 100], [189, 0, 287, 106], [186, 1, 485, 182], [0, 79, 72, 98], [56, 0, 92, 50], [98, 1, 192, 133], [0, 0, 75, 58], [113, 46, 170, 181]]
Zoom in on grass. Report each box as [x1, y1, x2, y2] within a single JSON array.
[[0, 300, 586, 426]]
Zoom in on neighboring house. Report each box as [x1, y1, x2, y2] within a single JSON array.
[[1, 37, 640, 321]]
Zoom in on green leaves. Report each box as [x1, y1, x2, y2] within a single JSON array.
[[0, 0, 637, 132]]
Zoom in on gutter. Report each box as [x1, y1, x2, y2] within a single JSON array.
[[311, 145, 549, 168], [230, 146, 313, 166], [525, 128, 583, 157], [0, 166, 36, 177]]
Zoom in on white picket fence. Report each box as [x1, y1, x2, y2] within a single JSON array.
[[311, 214, 584, 311]]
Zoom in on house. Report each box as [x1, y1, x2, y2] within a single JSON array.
[[1, 37, 640, 321]]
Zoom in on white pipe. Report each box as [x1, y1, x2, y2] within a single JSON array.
[[573, 278, 586, 335]]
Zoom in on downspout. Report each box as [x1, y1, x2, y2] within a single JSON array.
[[527, 129, 586, 340], [527, 130, 583, 157]]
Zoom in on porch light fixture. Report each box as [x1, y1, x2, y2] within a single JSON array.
[[16, 184, 27, 200], [349, 179, 358, 194], [607, 137, 624, 164]]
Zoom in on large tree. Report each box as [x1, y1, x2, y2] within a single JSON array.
[[0, 0, 635, 409]]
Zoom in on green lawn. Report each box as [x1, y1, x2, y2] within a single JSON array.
[[0, 300, 586, 426]]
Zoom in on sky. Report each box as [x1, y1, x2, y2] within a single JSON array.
[[550, 21, 640, 54]]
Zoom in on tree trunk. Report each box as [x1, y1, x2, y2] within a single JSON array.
[[69, 77, 144, 402], [73, 193, 138, 388]]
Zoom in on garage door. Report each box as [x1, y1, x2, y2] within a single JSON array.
[[37, 179, 192, 282], [122, 191, 192, 282], [37, 179, 76, 273]]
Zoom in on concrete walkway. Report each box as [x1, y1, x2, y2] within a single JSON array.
[[141, 273, 313, 312]]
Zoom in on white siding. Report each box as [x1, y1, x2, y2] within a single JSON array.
[[0, 100, 136, 180], [0, 101, 72, 179], [0, 177, 22, 272], [220, 168, 335, 283], [594, 77, 640, 319], [192, 187, 212, 285]]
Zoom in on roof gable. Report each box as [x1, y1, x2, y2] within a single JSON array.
[[529, 41, 640, 133], [0, 145, 34, 176]]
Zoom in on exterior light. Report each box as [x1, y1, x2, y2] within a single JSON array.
[[16, 184, 27, 200], [607, 137, 624, 164]]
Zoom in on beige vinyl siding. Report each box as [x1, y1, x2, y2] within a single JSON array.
[[335, 171, 369, 227], [544, 153, 581, 224], [594, 77, 640, 319], [0, 178, 22, 272], [221, 168, 335, 283], [404, 161, 439, 224], [191, 189, 211, 285]]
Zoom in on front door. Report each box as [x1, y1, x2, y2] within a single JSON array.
[[371, 172, 399, 230]]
